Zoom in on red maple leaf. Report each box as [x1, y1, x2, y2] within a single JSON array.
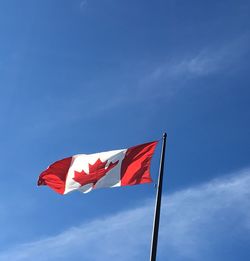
[[73, 158, 119, 187]]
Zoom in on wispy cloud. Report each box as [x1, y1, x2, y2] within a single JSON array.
[[147, 50, 224, 82], [143, 33, 250, 87], [5, 33, 250, 142], [80, 0, 88, 10], [1, 168, 250, 260]]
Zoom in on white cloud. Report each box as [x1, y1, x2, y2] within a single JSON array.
[[1, 169, 250, 260], [144, 33, 250, 86], [9, 33, 249, 140], [80, 0, 88, 10], [170, 51, 222, 76]]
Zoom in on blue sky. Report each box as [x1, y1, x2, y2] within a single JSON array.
[[0, 0, 250, 260]]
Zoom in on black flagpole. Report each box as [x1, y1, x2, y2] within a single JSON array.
[[150, 132, 167, 261]]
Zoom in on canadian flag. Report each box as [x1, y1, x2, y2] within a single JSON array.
[[38, 141, 158, 194]]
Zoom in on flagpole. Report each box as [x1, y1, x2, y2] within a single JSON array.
[[150, 132, 167, 261]]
